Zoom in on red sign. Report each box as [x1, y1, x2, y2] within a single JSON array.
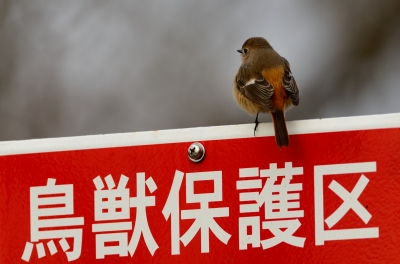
[[1, 114, 400, 263]]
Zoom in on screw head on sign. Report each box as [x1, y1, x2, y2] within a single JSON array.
[[188, 142, 205, 163]]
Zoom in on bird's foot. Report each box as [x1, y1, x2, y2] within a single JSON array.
[[254, 112, 259, 136]]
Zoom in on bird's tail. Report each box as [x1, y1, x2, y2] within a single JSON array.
[[271, 110, 289, 147]]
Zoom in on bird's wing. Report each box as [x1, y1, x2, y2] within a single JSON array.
[[282, 57, 299, 106], [236, 70, 275, 112]]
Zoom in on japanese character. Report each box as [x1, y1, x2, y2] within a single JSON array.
[[314, 162, 379, 245], [163, 170, 231, 254], [237, 162, 305, 250], [21, 178, 84, 262], [92, 173, 158, 259]]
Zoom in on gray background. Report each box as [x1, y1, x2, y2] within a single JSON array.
[[0, 0, 399, 140]]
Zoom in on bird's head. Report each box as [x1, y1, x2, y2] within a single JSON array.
[[237, 37, 272, 61]]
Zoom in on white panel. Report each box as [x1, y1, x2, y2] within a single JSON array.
[[0, 113, 399, 156]]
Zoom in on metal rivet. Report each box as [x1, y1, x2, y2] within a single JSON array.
[[188, 142, 205, 163]]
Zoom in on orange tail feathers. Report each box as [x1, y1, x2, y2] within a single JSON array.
[[271, 110, 289, 147]]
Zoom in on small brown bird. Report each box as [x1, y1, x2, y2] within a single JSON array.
[[233, 37, 299, 147]]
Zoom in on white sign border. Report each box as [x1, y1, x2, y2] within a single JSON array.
[[0, 113, 399, 157]]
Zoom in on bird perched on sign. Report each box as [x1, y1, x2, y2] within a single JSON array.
[[233, 37, 299, 147]]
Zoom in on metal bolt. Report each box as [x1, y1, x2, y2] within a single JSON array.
[[188, 142, 205, 163]]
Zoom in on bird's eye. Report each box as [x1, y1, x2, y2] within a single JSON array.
[[243, 48, 248, 54]]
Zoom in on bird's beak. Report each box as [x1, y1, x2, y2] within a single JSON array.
[[237, 49, 242, 53]]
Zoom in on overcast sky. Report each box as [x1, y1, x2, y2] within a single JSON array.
[[0, 0, 399, 140]]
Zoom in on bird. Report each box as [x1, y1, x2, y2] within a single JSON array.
[[233, 37, 299, 147]]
